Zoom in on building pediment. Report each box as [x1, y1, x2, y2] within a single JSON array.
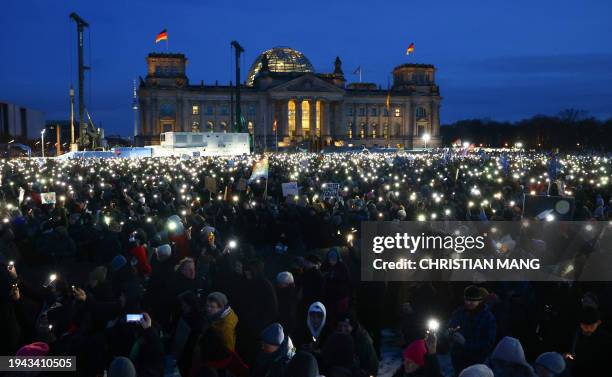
[[268, 73, 345, 95]]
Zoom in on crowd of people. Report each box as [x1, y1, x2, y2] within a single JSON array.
[[1, 149, 611, 377]]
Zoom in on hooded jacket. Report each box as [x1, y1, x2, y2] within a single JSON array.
[[487, 336, 536, 377]]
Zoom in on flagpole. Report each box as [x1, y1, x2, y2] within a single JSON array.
[[166, 38, 169, 51], [359, 68, 362, 83]]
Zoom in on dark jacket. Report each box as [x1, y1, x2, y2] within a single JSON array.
[[251, 337, 295, 377], [447, 303, 497, 372]]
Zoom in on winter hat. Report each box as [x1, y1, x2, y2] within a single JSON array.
[[579, 306, 600, 325], [156, 244, 172, 261], [458, 364, 494, 377], [261, 323, 285, 346], [110, 255, 127, 272], [108, 356, 136, 377], [535, 352, 566, 375], [276, 271, 294, 285], [16, 342, 50, 357], [402, 339, 427, 368], [490, 336, 533, 369], [464, 285, 485, 301], [206, 291, 228, 308]]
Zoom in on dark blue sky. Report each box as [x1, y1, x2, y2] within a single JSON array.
[[2, 0, 612, 136]]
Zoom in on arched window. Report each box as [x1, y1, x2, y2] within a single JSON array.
[[301, 100, 310, 137], [288, 100, 296, 136], [359, 123, 366, 139], [347, 121, 353, 139], [415, 107, 428, 119], [371, 123, 377, 138], [220, 121, 228, 133]]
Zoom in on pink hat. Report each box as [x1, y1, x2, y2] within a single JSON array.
[[16, 342, 50, 357], [402, 339, 427, 368]]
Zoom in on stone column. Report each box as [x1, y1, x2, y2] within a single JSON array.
[[403, 100, 412, 139], [377, 104, 383, 140], [310, 98, 317, 139], [152, 97, 159, 136], [323, 101, 331, 141], [335, 102, 344, 139], [295, 98, 303, 139], [199, 100, 205, 131], [352, 103, 357, 139], [281, 100, 289, 138]]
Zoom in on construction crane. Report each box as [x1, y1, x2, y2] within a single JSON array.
[[69, 12, 100, 149]]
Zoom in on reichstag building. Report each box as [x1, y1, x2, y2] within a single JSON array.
[[137, 47, 441, 149]]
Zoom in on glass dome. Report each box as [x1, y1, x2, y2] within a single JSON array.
[[246, 47, 314, 86]]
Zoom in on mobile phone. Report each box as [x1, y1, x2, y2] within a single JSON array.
[[126, 314, 143, 322]]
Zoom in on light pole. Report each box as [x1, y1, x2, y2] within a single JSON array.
[[40, 129, 46, 158], [422, 133, 431, 149]]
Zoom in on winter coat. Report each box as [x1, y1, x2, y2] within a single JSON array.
[[276, 286, 299, 336], [447, 303, 497, 372], [128, 245, 152, 276], [211, 307, 239, 352], [571, 327, 612, 377], [251, 336, 295, 377]]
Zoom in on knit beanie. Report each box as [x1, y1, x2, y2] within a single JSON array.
[[110, 255, 127, 272], [261, 323, 284, 346], [464, 285, 485, 301], [276, 271, 294, 285], [458, 364, 494, 377], [156, 243, 172, 261], [535, 352, 566, 375], [108, 356, 136, 377], [402, 339, 427, 368], [206, 291, 228, 308], [16, 342, 50, 357]]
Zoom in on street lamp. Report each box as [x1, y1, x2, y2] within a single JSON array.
[[422, 133, 431, 149], [40, 129, 46, 157]]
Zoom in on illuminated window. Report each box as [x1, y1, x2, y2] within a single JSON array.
[[206, 121, 214, 132], [288, 100, 296, 136], [359, 123, 366, 139], [301, 100, 310, 137], [248, 121, 254, 135], [206, 106, 214, 115], [347, 122, 353, 139], [370, 108, 377, 116], [371, 124, 377, 138], [191, 121, 200, 132], [192, 105, 200, 115], [415, 107, 428, 119], [394, 108, 401, 117], [383, 123, 389, 138], [315, 100, 321, 138], [220, 121, 228, 133]]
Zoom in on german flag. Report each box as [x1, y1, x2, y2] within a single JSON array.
[[155, 29, 168, 43], [406, 42, 415, 55]]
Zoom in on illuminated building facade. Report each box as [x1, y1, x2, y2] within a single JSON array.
[[137, 47, 441, 149]]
